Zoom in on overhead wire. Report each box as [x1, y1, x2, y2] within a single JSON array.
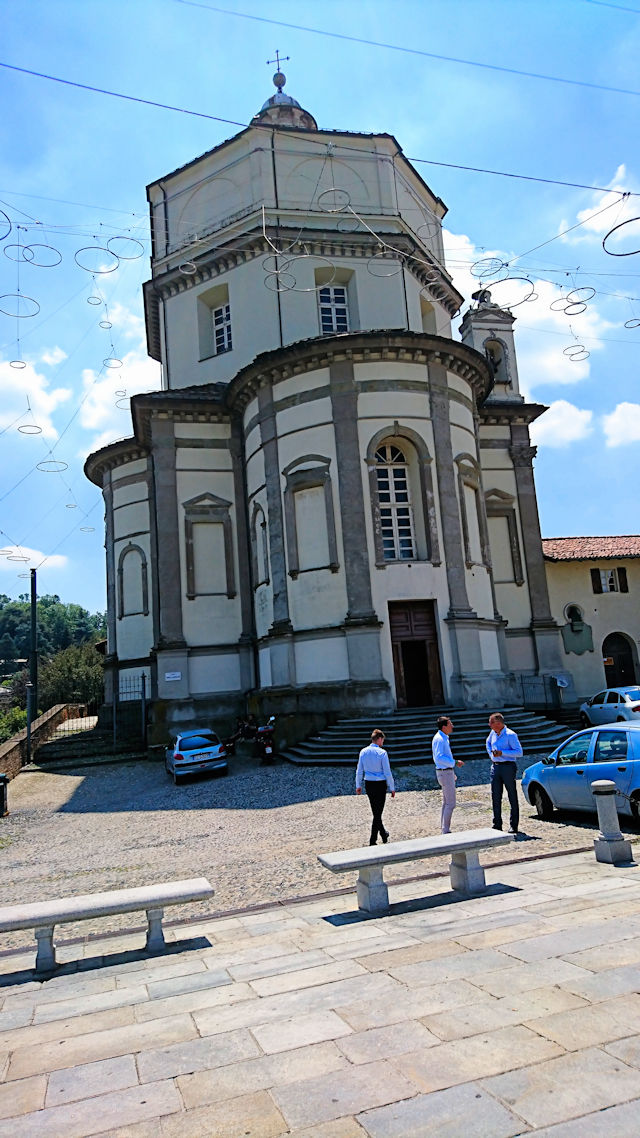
[[172, 0, 640, 99]]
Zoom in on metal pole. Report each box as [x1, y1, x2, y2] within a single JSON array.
[[25, 681, 34, 766], [141, 672, 147, 748], [30, 568, 38, 716]]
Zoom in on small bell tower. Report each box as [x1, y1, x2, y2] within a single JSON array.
[[459, 289, 523, 402]]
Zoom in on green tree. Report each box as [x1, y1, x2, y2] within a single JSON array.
[[38, 643, 104, 709]]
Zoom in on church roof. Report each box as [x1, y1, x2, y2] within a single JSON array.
[[542, 536, 640, 561]]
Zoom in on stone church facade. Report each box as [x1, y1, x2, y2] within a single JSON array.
[[85, 77, 575, 739]]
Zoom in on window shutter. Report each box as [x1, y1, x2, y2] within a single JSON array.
[[618, 566, 629, 593], [591, 568, 602, 594]]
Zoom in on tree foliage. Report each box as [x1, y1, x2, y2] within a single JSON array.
[[38, 643, 105, 709], [0, 594, 106, 670]]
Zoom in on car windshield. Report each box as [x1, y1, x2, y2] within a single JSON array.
[[622, 689, 640, 702], [179, 734, 220, 750]]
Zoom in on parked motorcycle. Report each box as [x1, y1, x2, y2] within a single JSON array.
[[256, 716, 276, 764]]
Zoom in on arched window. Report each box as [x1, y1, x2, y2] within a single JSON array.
[[375, 444, 415, 560]]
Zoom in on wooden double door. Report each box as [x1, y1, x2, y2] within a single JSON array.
[[389, 601, 444, 708]]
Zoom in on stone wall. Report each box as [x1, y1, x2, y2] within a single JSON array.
[[0, 705, 85, 779]]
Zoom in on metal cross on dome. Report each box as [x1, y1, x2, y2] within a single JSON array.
[[267, 51, 290, 91]]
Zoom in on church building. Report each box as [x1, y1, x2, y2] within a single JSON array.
[[85, 72, 577, 740]]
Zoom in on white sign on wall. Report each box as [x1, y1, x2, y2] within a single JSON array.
[[164, 671, 182, 682]]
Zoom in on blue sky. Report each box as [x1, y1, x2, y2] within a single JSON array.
[[0, 0, 639, 614]]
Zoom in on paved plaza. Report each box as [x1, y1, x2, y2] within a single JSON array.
[[2, 844, 640, 1136]]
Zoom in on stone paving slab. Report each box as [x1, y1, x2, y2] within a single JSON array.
[[0, 848, 639, 1135]]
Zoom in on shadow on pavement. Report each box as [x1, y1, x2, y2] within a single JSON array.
[[324, 882, 520, 925], [0, 935, 212, 987]]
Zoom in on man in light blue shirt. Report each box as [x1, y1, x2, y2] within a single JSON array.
[[486, 712, 523, 834], [432, 716, 464, 834], [356, 729, 395, 845]]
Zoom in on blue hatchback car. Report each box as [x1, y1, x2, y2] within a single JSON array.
[[521, 723, 640, 822]]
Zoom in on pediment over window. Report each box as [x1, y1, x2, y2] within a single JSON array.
[[183, 491, 232, 510]]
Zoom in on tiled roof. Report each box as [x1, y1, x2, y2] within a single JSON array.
[[542, 536, 640, 561]]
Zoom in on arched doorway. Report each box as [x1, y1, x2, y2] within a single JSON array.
[[603, 632, 637, 687]]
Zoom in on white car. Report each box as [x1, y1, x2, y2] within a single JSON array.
[[579, 687, 640, 727], [165, 729, 228, 785]]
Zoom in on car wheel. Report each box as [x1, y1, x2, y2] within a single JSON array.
[[579, 713, 590, 728], [173, 770, 182, 786], [531, 785, 554, 820], [617, 717, 625, 723]]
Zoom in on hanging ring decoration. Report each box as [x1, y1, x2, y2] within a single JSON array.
[[563, 344, 590, 362], [7, 554, 30, 562], [4, 244, 30, 263], [550, 296, 571, 311], [566, 286, 596, 304], [103, 357, 123, 369], [336, 215, 361, 233], [0, 293, 40, 318], [106, 235, 144, 260], [10, 360, 27, 370], [87, 295, 102, 305], [36, 458, 69, 472], [624, 317, 640, 329], [264, 271, 297, 292], [417, 218, 439, 241], [276, 255, 337, 292], [18, 424, 42, 434], [115, 389, 126, 397], [317, 188, 351, 213], [262, 255, 284, 274], [471, 257, 508, 281], [65, 502, 78, 508], [22, 244, 62, 268], [99, 320, 113, 329], [481, 276, 536, 309], [80, 526, 95, 532], [563, 302, 587, 316], [75, 246, 119, 273], [602, 216, 640, 257], [179, 261, 197, 275], [367, 251, 403, 278], [17, 572, 31, 578], [115, 397, 130, 409], [0, 210, 11, 242]]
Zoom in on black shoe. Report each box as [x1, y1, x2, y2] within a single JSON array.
[[381, 830, 389, 844], [509, 827, 519, 835], [369, 839, 377, 845], [492, 825, 503, 831]]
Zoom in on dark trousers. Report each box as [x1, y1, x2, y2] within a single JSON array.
[[365, 780, 388, 844], [491, 761, 519, 831]]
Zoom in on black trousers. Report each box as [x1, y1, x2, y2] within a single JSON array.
[[365, 780, 388, 844], [491, 761, 519, 831]]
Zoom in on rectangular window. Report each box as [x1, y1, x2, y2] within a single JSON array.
[[592, 566, 629, 594], [318, 286, 349, 335], [212, 303, 232, 355]]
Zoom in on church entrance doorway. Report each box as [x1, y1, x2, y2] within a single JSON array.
[[389, 601, 444, 708], [603, 632, 637, 688]]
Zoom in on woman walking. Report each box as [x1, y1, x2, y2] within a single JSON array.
[[356, 729, 395, 845]]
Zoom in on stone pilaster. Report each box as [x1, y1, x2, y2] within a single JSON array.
[[258, 384, 295, 687], [151, 417, 189, 699], [230, 418, 255, 693], [329, 360, 385, 687], [510, 425, 565, 675]]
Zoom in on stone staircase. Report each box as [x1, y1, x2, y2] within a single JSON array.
[[280, 705, 574, 766]]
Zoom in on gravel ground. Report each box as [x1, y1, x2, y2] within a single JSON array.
[[1, 753, 638, 953]]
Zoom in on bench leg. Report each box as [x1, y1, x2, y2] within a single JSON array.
[[35, 926, 56, 974], [145, 907, 165, 953], [357, 867, 389, 913], [450, 851, 486, 894]]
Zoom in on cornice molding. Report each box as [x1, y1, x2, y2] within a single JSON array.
[[84, 438, 149, 487], [479, 399, 547, 426]]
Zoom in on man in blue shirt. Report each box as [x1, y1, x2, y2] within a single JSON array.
[[486, 712, 523, 834], [356, 729, 395, 845], [431, 716, 464, 834]]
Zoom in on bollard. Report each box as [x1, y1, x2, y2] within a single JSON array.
[[0, 773, 7, 817], [591, 780, 633, 865]]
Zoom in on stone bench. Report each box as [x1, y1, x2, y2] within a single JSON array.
[[0, 877, 214, 974], [318, 828, 514, 912]]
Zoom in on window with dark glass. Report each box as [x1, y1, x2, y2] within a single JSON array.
[[375, 444, 415, 560], [594, 730, 628, 762], [591, 566, 629, 594], [318, 286, 349, 335], [212, 303, 232, 354]]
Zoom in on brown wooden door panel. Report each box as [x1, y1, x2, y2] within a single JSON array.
[[389, 601, 444, 707]]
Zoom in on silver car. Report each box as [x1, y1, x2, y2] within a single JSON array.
[[165, 729, 228, 785], [579, 687, 640, 727]]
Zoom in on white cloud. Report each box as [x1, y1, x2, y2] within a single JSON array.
[[0, 545, 68, 571], [530, 400, 593, 448], [107, 302, 146, 341], [444, 229, 613, 396], [602, 402, 640, 447], [558, 165, 638, 243], [0, 360, 72, 440], [41, 346, 67, 366], [79, 348, 160, 455]]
